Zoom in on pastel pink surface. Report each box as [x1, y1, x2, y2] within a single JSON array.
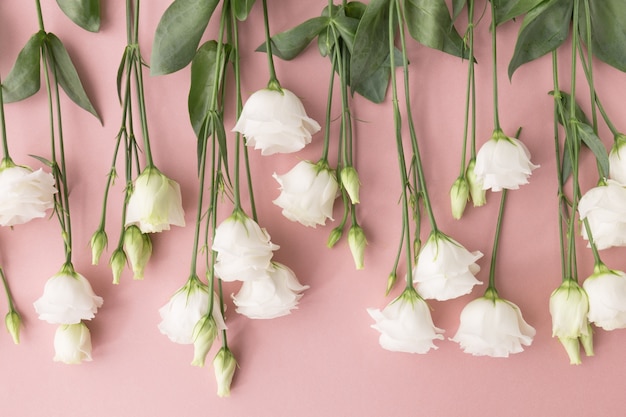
[[0, 1, 624, 416]]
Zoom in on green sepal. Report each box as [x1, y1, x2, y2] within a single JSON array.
[[150, 0, 220, 75], [402, 0, 467, 59], [508, 0, 573, 79], [56, 0, 101, 32], [1, 31, 45, 103]]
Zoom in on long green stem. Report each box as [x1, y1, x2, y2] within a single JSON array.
[[459, 0, 475, 175], [0, 74, 11, 161], [487, 189, 508, 290], [490, 0, 501, 131], [261, 0, 280, 88], [35, 0, 45, 31], [0, 268, 16, 310]]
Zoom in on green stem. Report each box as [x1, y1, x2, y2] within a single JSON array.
[[0, 73, 11, 161], [487, 189, 508, 291], [261, 0, 280, 88], [35, 0, 45, 31], [582, 0, 597, 132], [490, 0, 501, 131], [320, 53, 336, 162], [0, 268, 16, 311], [459, 0, 475, 175]]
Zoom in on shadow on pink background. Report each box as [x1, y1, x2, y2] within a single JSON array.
[[0, 1, 624, 416]]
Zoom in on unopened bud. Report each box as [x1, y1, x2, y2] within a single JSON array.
[[89, 229, 108, 265], [214, 347, 237, 398], [340, 166, 361, 204], [191, 315, 218, 367], [348, 225, 367, 270], [450, 176, 470, 219], [123, 225, 152, 280], [466, 158, 486, 207], [5, 310, 21, 344], [109, 248, 127, 285]]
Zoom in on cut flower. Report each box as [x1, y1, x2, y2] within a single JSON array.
[[233, 87, 321, 155], [583, 265, 626, 331], [474, 129, 538, 191], [367, 287, 443, 354], [578, 180, 626, 250], [125, 166, 185, 233], [413, 231, 483, 301], [53, 322, 93, 364]]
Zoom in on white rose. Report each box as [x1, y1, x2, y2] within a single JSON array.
[[583, 267, 626, 331], [158, 277, 226, 344], [367, 288, 444, 354], [413, 231, 483, 301], [33, 265, 103, 324], [212, 211, 278, 282], [53, 322, 93, 364], [451, 292, 535, 357], [474, 129, 539, 191], [273, 160, 338, 227], [233, 262, 308, 319], [578, 180, 626, 250], [609, 135, 626, 185], [0, 162, 56, 226], [125, 166, 185, 233], [233, 88, 321, 155]]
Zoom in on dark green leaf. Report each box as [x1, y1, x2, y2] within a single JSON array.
[[353, 48, 401, 103], [257, 17, 330, 60], [508, 0, 573, 78], [45, 33, 100, 121], [317, 26, 332, 57], [56, 0, 100, 32], [403, 0, 467, 58], [577, 122, 609, 179], [579, 0, 626, 72], [550, 90, 590, 126], [232, 0, 256, 21], [350, 0, 392, 98], [452, 0, 466, 21], [493, 0, 543, 25], [332, 15, 360, 54], [344, 1, 367, 19], [151, 0, 220, 75], [2, 31, 45, 103]]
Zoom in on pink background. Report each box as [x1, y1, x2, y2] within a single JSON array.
[[1, 1, 625, 416]]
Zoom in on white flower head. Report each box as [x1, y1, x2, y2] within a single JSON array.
[[33, 264, 103, 325], [233, 87, 321, 155], [212, 210, 279, 282], [125, 166, 185, 233], [451, 290, 535, 357], [583, 266, 626, 331], [413, 231, 483, 301], [273, 160, 339, 228], [158, 278, 226, 344], [609, 134, 626, 185], [0, 159, 56, 227], [474, 129, 539, 191], [233, 262, 308, 319], [578, 180, 626, 250], [53, 322, 93, 364], [367, 288, 444, 354]]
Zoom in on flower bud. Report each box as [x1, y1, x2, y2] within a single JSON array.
[[340, 166, 361, 204], [109, 248, 127, 285], [348, 224, 367, 270], [449, 176, 469, 219], [214, 347, 237, 397], [580, 322, 594, 357], [191, 315, 218, 367], [326, 226, 343, 248], [89, 229, 108, 265], [5, 310, 21, 344], [466, 159, 486, 207], [123, 225, 152, 280], [557, 336, 581, 365], [385, 272, 397, 296]]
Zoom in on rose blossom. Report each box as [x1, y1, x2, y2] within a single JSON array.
[[583, 266, 626, 331], [53, 322, 93, 364], [273, 160, 338, 227], [474, 129, 539, 191], [0, 161, 56, 226], [158, 277, 226, 344], [451, 290, 535, 357], [367, 287, 444, 354], [233, 87, 321, 155], [125, 166, 185, 233], [413, 231, 483, 301], [578, 180, 626, 250], [233, 263, 308, 319], [212, 211, 278, 282], [33, 264, 103, 324]]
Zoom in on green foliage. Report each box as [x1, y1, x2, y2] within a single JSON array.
[[578, 0, 626, 72], [150, 0, 220, 75], [56, 0, 101, 32], [232, 0, 256, 21], [257, 17, 330, 60]]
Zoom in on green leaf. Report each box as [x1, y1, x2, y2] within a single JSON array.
[[151, 0, 220, 75], [257, 17, 330, 60], [2, 31, 45, 103], [45, 33, 101, 121], [577, 122, 609, 179], [508, 0, 573, 78], [350, 0, 392, 98], [332, 15, 360, 54], [493, 0, 543, 25], [402, 0, 467, 58], [232, 0, 256, 21], [452, 0, 466, 21], [56, 0, 100, 32], [579, 0, 626, 72]]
